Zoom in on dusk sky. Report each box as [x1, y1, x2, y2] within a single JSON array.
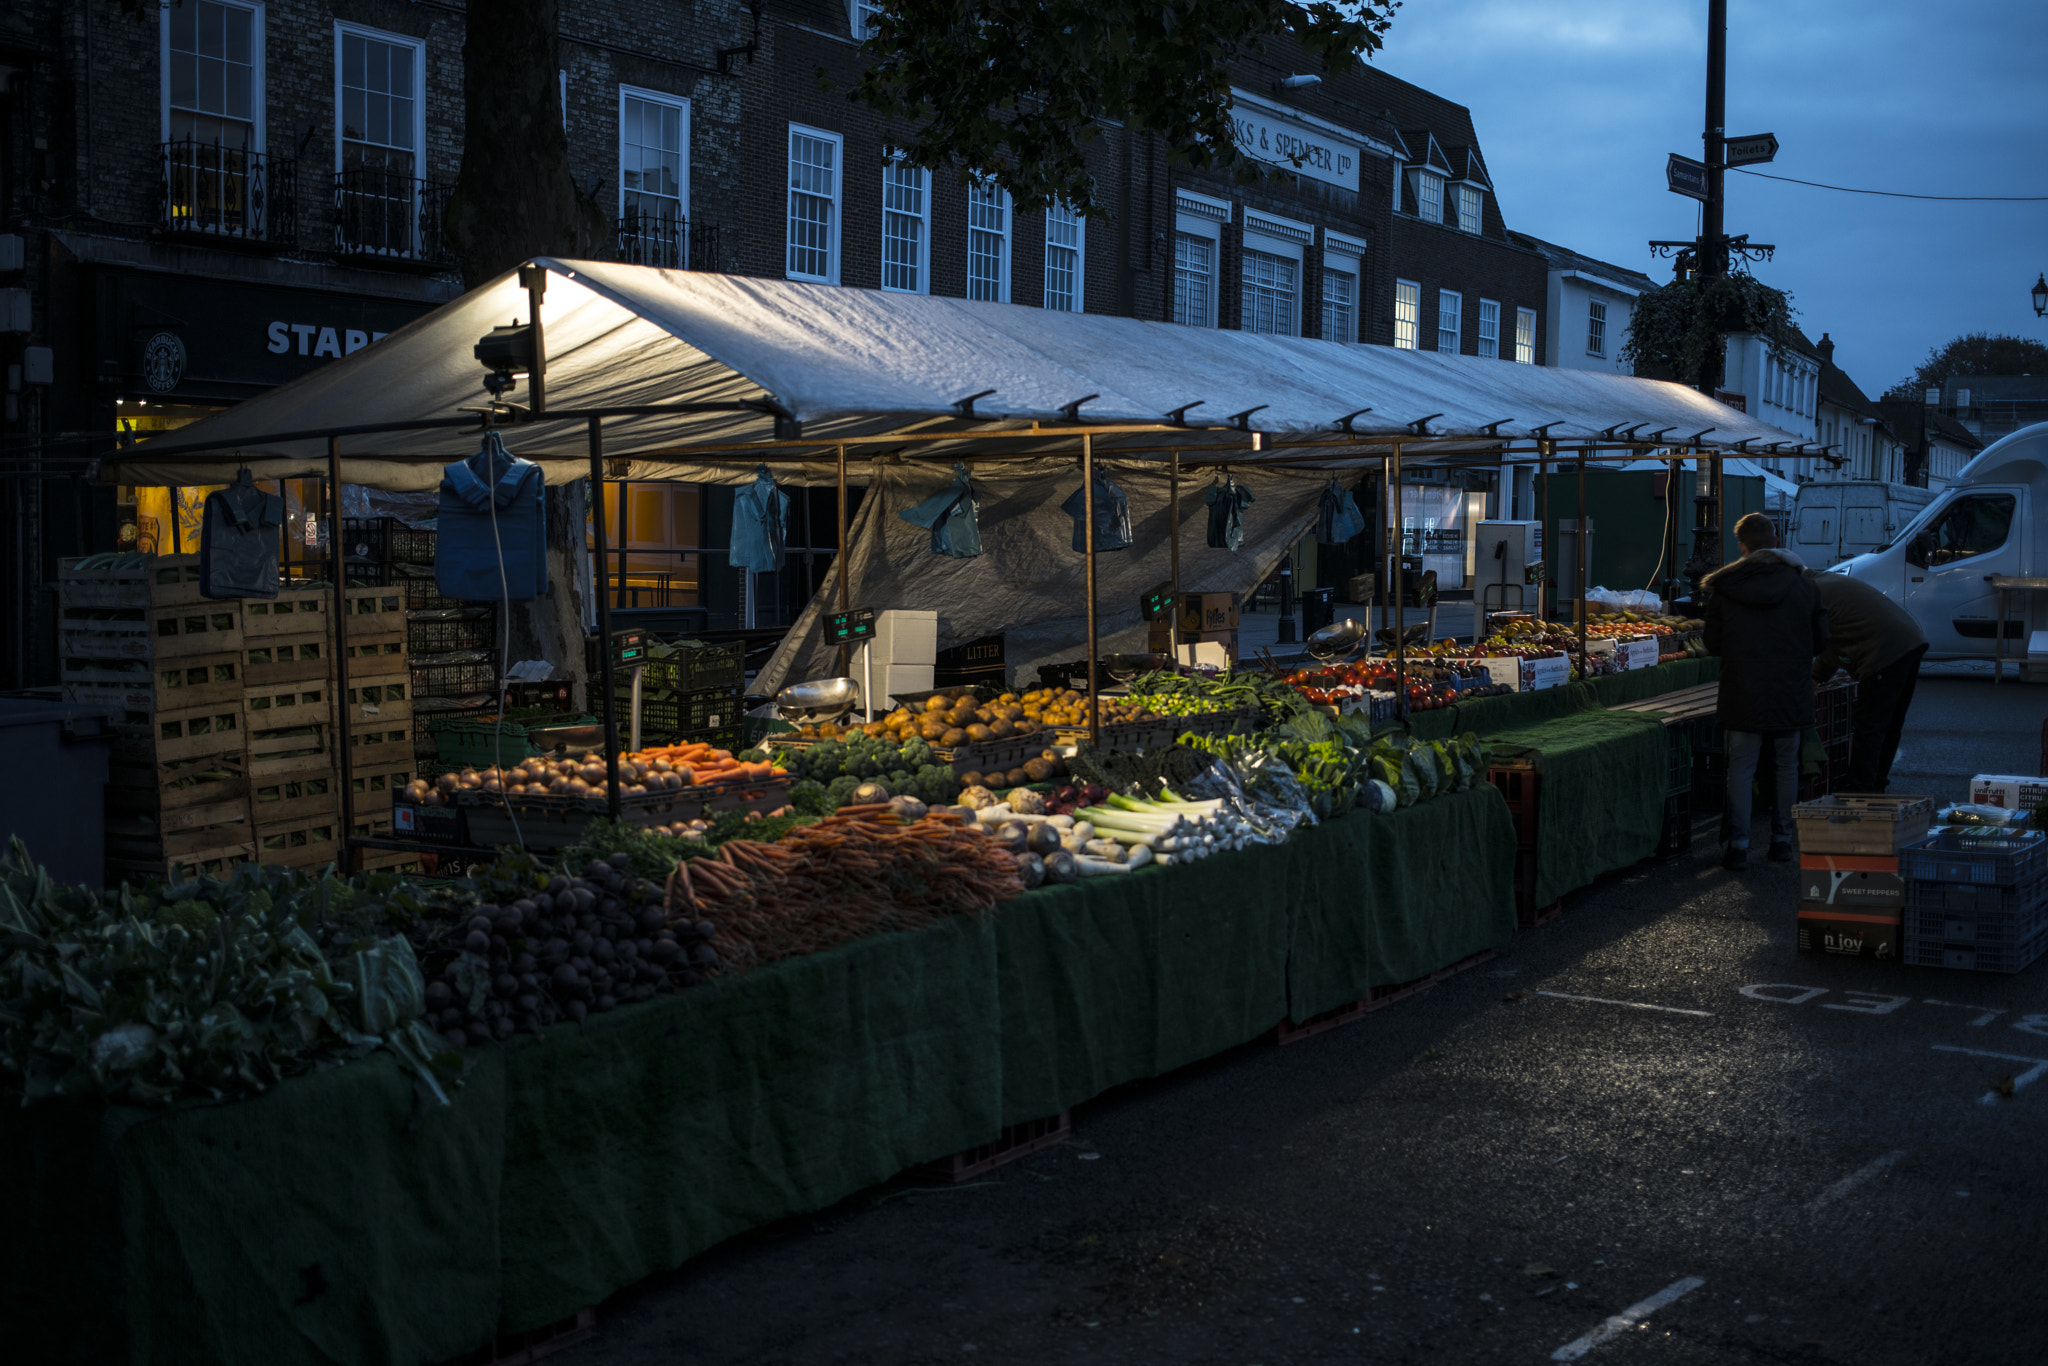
[[1370, 0, 2048, 397]]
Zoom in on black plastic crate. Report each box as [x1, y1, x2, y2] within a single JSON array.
[[411, 660, 498, 698], [409, 615, 496, 654], [628, 686, 745, 746], [504, 680, 575, 712], [341, 517, 393, 569], [1665, 725, 1693, 796], [392, 526, 437, 565], [1655, 790, 1692, 860], [403, 576, 496, 615]]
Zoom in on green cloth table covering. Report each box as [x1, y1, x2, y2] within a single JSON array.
[[992, 837, 1293, 1126], [1375, 657, 1719, 742], [1283, 784, 1517, 1023], [1486, 709, 1671, 905]]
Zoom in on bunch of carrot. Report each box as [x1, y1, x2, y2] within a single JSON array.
[[626, 740, 782, 786], [667, 807, 1024, 967]]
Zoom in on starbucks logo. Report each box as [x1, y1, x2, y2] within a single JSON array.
[[141, 331, 186, 393]]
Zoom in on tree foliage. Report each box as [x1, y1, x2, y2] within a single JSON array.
[[1621, 273, 1798, 389], [849, 1, 1402, 214], [1882, 333, 2048, 402]]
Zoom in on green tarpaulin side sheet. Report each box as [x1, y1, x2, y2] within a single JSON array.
[[1488, 709, 1670, 905], [495, 913, 1002, 1332], [1284, 785, 1517, 1022], [1, 1050, 507, 1366], [993, 839, 1292, 1126]]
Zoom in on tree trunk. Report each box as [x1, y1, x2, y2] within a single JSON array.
[[444, 0, 605, 289]]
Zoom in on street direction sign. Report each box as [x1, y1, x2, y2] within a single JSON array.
[[1666, 153, 1709, 201], [1725, 133, 1780, 167]]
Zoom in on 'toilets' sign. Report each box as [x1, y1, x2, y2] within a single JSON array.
[[1229, 105, 1361, 192]]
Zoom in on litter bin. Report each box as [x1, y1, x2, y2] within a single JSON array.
[[0, 700, 112, 885], [1301, 587, 1337, 634]]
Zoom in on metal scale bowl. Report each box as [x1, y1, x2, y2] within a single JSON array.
[[777, 676, 863, 725], [1305, 617, 1365, 664], [1104, 652, 1172, 685]]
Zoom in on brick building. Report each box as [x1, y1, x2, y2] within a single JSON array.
[[1, 0, 1548, 682]]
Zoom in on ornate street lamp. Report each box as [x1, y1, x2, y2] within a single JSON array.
[[2033, 273, 2047, 318]]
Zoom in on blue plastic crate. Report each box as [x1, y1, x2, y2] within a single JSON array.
[[1902, 916, 2048, 974], [1898, 830, 2047, 887]]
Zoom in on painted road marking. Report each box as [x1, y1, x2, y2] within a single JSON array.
[[1806, 1149, 1907, 1213], [1930, 1045, 2048, 1106], [1924, 1000, 2005, 1028], [1537, 991, 1713, 1018], [1550, 1277, 1707, 1361]]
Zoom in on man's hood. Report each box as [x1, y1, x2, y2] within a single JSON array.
[[1704, 548, 1808, 607]]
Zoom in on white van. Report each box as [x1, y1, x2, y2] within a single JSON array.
[[1790, 480, 1935, 567], [1833, 422, 2046, 660]]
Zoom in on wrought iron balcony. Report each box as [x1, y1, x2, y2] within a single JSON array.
[[158, 141, 296, 246], [613, 209, 727, 272], [333, 167, 453, 268]]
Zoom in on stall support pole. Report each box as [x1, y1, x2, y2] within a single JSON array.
[[835, 442, 850, 678], [1082, 434, 1100, 748], [1169, 450, 1182, 659], [1376, 456, 1389, 640], [1712, 453, 1725, 572], [1538, 441, 1552, 620], [1575, 449, 1589, 669], [326, 436, 357, 869], [1391, 440, 1406, 712], [589, 417, 622, 821]]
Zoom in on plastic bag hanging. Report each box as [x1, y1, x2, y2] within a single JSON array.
[[1205, 473, 1255, 552], [1060, 473, 1133, 553], [199, 467, 286, 599], [1316, 477, 1366, 545], [434, 431, 549, 602], [729, 464, 790, 573], [897, 462, 983, 559]]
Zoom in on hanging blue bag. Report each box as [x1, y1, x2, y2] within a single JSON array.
[[1205, 474, 1255, 551], [898, 462, 983, 558], [435, 431, 549, 602], [1060, 473, 1132, 553], [730, 465, 790, 573], [1317, 477, 1366, 544]]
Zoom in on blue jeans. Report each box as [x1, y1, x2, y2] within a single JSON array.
[[1725, 730, 1798, 850]]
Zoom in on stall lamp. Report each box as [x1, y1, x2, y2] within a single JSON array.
[[2033, 273, 2048, 318]]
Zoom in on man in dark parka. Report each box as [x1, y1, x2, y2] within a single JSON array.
[[1703, 513, 1831, 869]]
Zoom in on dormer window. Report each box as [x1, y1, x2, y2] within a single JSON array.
[[1454, 184, 1482, 234], [1409, 169, 1443, 224], [848, 0, 883, 40]]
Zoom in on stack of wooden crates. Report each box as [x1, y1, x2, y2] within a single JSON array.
[[57, 553, 417, 884]]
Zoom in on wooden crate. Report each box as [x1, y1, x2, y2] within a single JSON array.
[[342, 586, 408, 647], [253, 816, 343, 870], [112, 699, 249, 767], [243, 682, 335, 731], [349, 722, 415, 773], [341, 638, 409, 674], [349, 760, 417, 805], [247, 720, 333, 780], [64, 650, 246, 717], [55, 553, 209, 611], [239, 587, 331, 638], [243, 634, 332, 689], [107, 786, 253, 864], [342, 670, 413, 727], [57, 601, 242, 664], [107, 841, 257, 887], [250, 770, 342, 826]]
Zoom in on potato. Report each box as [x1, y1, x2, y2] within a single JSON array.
[[966, 723, 992, 742], [924, 695, 949, 712], [942, 728, 968, 747], [987, 719, 1014, 739], [1023, 757, 1055, 782], [959, 770, 984, 788], [1006, 767, 1030, 787]]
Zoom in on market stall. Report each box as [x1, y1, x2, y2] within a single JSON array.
[[5, 262, 1827, 1365]]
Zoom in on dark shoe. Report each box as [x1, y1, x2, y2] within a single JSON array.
[[1722, 845, 1748, 871], [1768, 841, 1794, 863]]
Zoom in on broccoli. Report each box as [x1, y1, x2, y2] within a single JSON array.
[[788, 778, 830, 816], [826, 774, 862, 809], [915, 763, 960, 806], [885, 768, 913, 793], [899, 738, 934, 769]]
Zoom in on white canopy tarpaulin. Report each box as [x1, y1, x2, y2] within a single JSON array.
[[108, 261, 1808, 491]]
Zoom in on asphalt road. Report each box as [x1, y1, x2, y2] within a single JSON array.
[[553, 670, 2048, 1366]]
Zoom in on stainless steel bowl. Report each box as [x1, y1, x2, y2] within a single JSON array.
[[1105, 651, 1172, 682], [1307, 617, 1365, 661], [525, 722, 605, 755], [778, 676, 862, 723]]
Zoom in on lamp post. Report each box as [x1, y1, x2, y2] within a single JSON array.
[[2032, 273, 2047, 318]]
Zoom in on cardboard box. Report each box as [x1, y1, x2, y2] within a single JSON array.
[[1177, 593, 1239, 635], [1184, 629, 1235, 661], [1969, 774, 2048, 814], [935, 634, 1005, 689], [873, 609, 938, 669], [1175, 638, 1233, 670], [1518, 652, 1571, 692], [1615, 637, 1660, 671], [1796, 904, 1901, 960], [1798, 853, 1905, 909], [1146, 622, 1174, 652], [882, 663, 934, 702]]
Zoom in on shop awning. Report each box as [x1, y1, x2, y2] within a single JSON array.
[[106, 261, 1811, 491]]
